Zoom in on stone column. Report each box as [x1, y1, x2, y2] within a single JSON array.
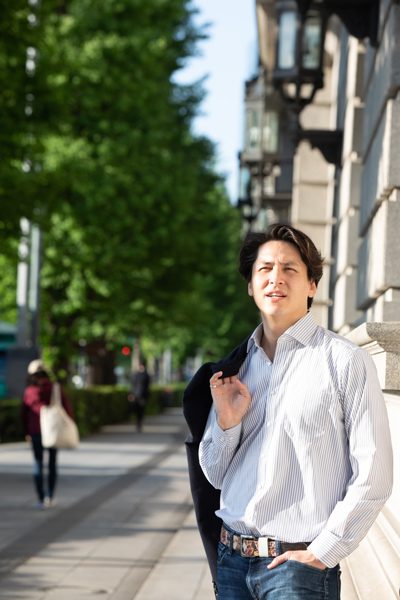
[[343, 321, 400, 598]]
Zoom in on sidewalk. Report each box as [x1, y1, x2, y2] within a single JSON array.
[[0, 408, 214, 600]]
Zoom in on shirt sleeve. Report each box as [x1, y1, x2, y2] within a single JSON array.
[[199, 404, 242, 490], [308, 348, 393, 567]]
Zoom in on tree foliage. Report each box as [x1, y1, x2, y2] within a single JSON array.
[[0, 0, 60, 243], [0, 1, 258, 378]]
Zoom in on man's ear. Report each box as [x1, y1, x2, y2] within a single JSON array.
[[308, 279, 317, 298], [248, 281, 253, 297]]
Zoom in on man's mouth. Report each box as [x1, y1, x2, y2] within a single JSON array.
[[266, 291, 286, 298]]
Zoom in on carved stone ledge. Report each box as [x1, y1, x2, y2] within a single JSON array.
[[346, 322, 400, 391]]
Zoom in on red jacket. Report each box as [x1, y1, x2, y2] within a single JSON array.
[[22, 380, 74, 436]]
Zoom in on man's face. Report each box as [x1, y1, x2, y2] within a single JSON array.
[[248, 240, 317, 325]]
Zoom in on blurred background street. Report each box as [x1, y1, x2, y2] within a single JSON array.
[[0, 408, 214, 600]]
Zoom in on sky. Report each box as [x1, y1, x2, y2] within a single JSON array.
[[176, 0, 258, 203]]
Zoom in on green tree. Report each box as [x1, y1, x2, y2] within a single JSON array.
[[0, 245, 18, 325], [33, 0, 236, 375], [0, 1, 257, 379], [0, 0, 60, 243]]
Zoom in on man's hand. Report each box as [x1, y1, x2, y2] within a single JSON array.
[[209, 371, 251, 430], [267, 550, 327, 571]]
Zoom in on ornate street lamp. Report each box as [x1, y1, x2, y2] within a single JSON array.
[[238, 70, 294, 227], [237, 69, 295, 229], [237, 161, 252, 209], [237, 159, 259, 228], [273, 0, 380, 111], [318, 0, 379, 44], [270, 0, 344, 165], [273, 0, 327, 111], [236, 173, 256, 228], [237, 75, 283, 229], [255, 0, 380, 166], [243, 77, 280, 165]]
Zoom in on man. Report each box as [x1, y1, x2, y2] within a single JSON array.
[[183, 224, 393, 599], [129, 359, 150, 432]]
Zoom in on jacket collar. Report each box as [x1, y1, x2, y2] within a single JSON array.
[[213, 335, 250, 377]]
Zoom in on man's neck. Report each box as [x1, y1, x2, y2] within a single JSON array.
[[260, 312, 308, 361]]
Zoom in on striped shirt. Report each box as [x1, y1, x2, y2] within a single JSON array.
[[199, 312, 393, 567]]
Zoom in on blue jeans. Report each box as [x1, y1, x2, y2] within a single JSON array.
[[31, 434, 58, 502], [217, 539, 341, 599]]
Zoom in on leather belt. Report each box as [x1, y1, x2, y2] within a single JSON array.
[[220, 525, 310, 558]]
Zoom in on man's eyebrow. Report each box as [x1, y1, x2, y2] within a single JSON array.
[[256, 259, 300, 266]]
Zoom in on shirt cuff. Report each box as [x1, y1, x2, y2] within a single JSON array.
[[212, 420, 242, 449], [307, 529, 349, 568]]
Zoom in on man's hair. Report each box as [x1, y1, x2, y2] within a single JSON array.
[[239, 223, 324, 309]]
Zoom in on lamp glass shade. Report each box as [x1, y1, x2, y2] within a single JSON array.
[[263, 174, 275, 197], [302, 13, 322, 69], [239, 164, 251, 201], [277, 11, 297, 70], [262, 110, 279, 154], [246, 108, 261, 151]]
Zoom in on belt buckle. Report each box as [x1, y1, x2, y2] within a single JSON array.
[[258, 536, 274, 557], [240, 535, 258, 558]]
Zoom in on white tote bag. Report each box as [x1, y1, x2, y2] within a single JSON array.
[[40, 382, 79, 449]]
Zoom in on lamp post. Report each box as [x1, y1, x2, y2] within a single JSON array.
[[274, 0, 327, 111], [268, 0, 343, 165], [237, 70, 294, 229], [243, 77, 280, 163], [237, 160, 258, 229], [238, 74, 285, 225], [273, 0, 380, 111], [260, 0, 381, 165]]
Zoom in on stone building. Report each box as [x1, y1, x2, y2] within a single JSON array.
[[237, 1, 399, 596]]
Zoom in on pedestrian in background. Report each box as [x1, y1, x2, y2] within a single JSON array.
[[129, 359, 150, 432], [22, 359, 74, 509], [184, 223, 393, 599]]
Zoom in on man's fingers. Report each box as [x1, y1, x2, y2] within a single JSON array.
[[267, 552, 290, 570], [210, 372, 247, 390], [211, 371, 223, 381], [209, 371, 223, 388], [236, 379, 250, 395], [210, 372, 232, 386], [267, 550, 327, 571]]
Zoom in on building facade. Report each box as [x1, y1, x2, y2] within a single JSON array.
[[237, 1, 400, 596]]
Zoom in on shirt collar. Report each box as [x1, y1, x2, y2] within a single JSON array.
[[247, 312, 318, 352], [247, 323, 264, 352], [281, 312, 318, 346]]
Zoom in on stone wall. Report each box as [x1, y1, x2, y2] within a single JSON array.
[[342, 322, 400, 599], [332, 1, 400, 332]]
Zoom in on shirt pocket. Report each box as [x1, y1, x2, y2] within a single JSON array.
[[283, 385, 337, 443]]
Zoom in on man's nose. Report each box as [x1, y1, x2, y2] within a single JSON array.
[[269, 266, 284, 284]]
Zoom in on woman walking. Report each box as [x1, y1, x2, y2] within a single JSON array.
[[22, 359, 74, 509]]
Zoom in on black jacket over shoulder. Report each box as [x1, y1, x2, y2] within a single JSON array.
[[182, 336, 250, 582]]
